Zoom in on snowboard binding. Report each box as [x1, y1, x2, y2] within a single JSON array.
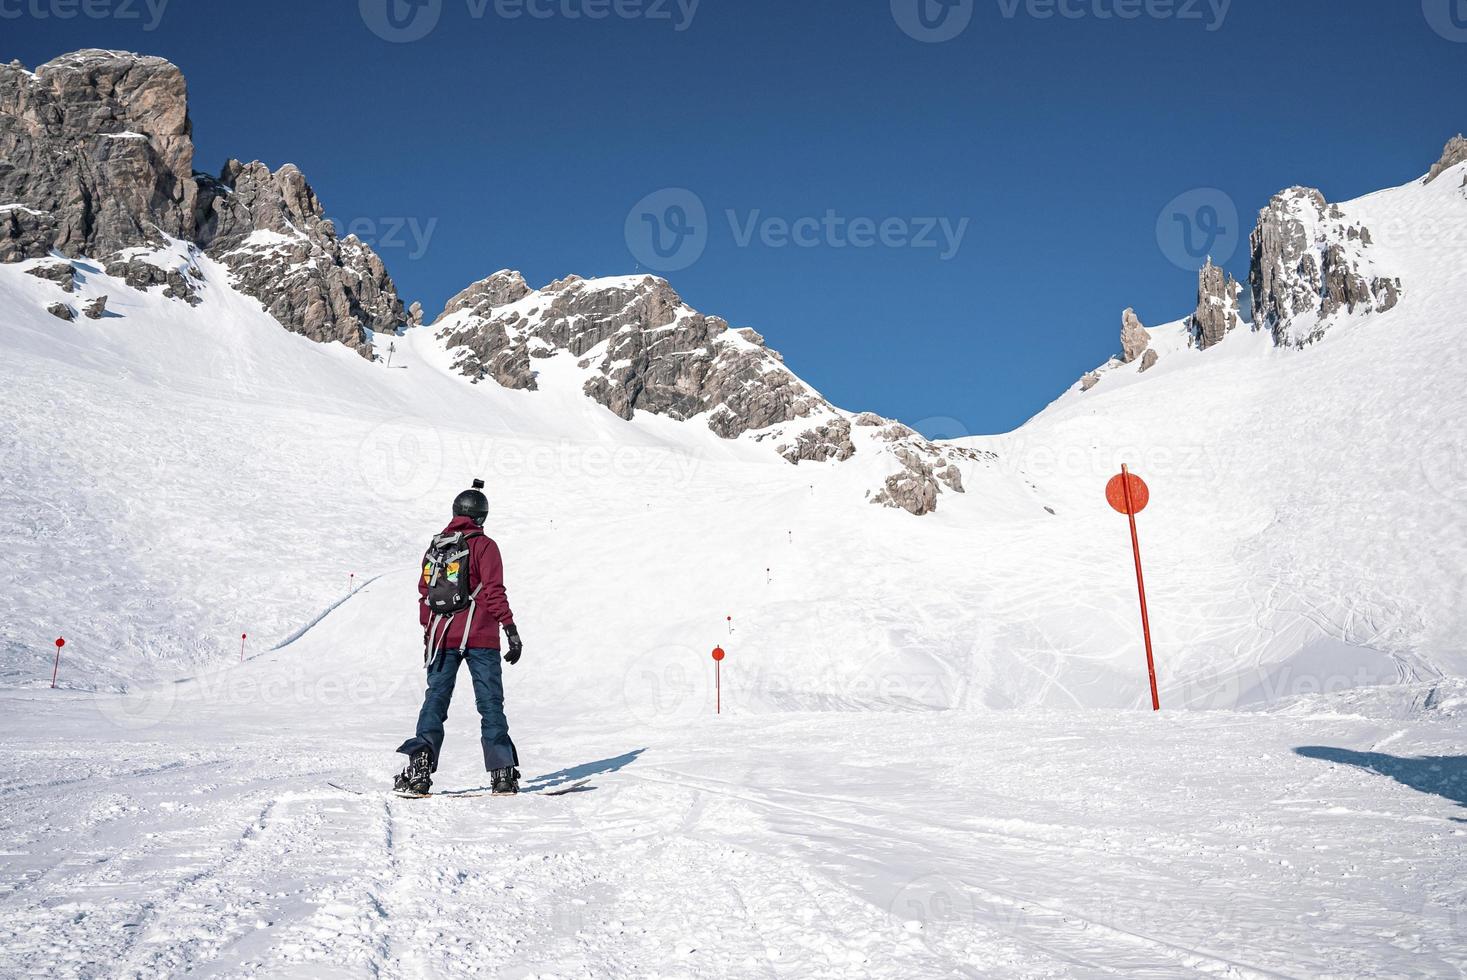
[[394, 749, 433, 796]]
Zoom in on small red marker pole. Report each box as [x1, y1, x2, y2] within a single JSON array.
[[240, 632, 247, 662], [349, 572, 355, 594], [712, 646, 726, 714], [726, 615, 733, 635], [1107, 465, 1160, 711], [51, 637, 64, 689]]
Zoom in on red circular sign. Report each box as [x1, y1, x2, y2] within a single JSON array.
[[54, 637, 65, 648], [1106, 472, 1150, 515], [712, 647, 726, 662]]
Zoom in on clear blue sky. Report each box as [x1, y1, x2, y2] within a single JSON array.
[[8, 1, 1463, 435]]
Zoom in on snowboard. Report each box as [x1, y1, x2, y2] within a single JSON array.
[[330, 778, 593, 798]]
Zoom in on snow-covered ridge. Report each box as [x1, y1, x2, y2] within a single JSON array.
[[1074, 138, 1465, 392], [432, 270, 982, 514]]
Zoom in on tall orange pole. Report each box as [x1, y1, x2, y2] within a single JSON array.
[[1120, 464, 1160, 711]]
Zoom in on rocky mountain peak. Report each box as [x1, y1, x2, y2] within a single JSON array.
[[433, 271, 984, 515], [0, 49, 406, 357], [1248, 186, 1401, 347], [1190, 258, 1245, 351], [1424, 134, 1467, 185], [441, 270, 532, 319], [0, 48, 195, 259]]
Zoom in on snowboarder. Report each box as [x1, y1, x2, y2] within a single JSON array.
[[395, 479, 524, 796]]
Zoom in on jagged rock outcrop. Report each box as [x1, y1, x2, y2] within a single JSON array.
[[196, 162, 406, 355], [869, 442, 981, 516], [1249, 187, 1402, 347], [0, 205, 54, 261], [435, 273, 831, 436], [777, 419, 855, 464], [83, 295, 108, 319], [435, 271, 985, 514], [46, 301, 73, 321], [106, 254, 202, 305], [0, 50, 406, 356], [1139, 349, 1158, 373], [1190, 258, 1245, 350], [1120, 308, 1150, 363], [26, 260, 74, 292], [1080, 371, 1101, 392], [1424, 135, 1467, 185], [0, 50, 195, 259]]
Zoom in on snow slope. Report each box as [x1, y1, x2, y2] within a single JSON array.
[[0, 157, 1465, 976]]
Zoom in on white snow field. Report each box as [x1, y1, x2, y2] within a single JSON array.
[[1, 159, 1466, 977]]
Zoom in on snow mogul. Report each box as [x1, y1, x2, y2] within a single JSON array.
[[394, 479, 523, 796]]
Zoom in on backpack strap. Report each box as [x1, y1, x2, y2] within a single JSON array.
[[457, 583, 485, 654]]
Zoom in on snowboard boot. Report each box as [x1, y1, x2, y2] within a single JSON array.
[[490, 766, 520, 796], [394, 749, 433, 796]]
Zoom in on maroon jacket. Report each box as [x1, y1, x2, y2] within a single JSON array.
[[419, 516, 515, 652]]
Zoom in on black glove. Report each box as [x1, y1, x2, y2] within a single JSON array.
[[504, 624, 523, 665]]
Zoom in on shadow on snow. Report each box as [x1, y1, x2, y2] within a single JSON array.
[[1295, 746, 1467, 818]]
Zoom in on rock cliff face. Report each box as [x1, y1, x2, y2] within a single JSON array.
[[197, 162, 406, 354], [435, 272, 832, 438], [1190, 258, 1245, 350], [1424, 135, 1467, 185], [0, 50, 195, 259], [1120, 308, 1150, 363], [1248, 187, 1402, 348], [434, 272, 981, 514], [0, 50, 406, 355]]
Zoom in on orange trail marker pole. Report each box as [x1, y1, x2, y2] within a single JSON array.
[[1107, 464, 1160, 711], [712, 646, 726, 714]]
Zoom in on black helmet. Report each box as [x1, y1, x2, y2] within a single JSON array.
[[453, 479, 489, 526]]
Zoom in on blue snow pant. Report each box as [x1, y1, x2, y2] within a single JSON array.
[[397, 647, 518, 772]]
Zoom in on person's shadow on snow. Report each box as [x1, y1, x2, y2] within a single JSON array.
[[523, 749, 647, 792], [1295, 746, 1467, 819]]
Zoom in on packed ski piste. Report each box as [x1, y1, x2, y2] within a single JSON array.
[[3, 50, 1467, 980]]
